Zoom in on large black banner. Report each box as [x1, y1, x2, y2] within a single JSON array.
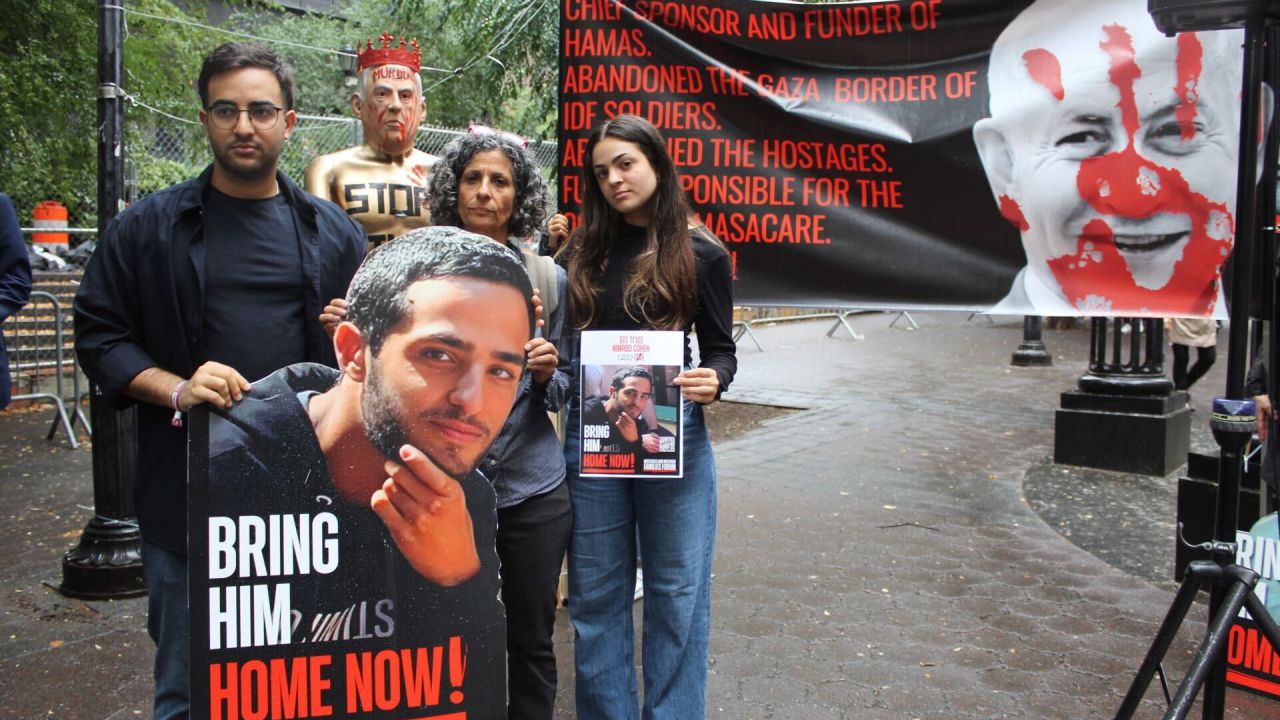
[[558, 0, 1256, 317]]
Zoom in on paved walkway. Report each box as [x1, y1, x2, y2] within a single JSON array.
[[2, 311, 1275, 718]]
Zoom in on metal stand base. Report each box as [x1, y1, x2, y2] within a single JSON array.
[[59, 515, 145, 599], [1011, 343, 1052, 365], [1116, 558, 1280, 720], [1012, 316, 1052, 366], [889, 311, 918, 330], [733, 320, 764, 351], [826, 309, 864, 341]]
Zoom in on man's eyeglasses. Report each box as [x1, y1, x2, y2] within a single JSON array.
[[468, 124, 528, 148], [205, 103, 285, 131]]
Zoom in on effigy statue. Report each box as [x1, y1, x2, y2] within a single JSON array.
[[305, 33, 436, 249]]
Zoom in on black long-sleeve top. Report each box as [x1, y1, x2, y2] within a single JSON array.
[[589, 222, 737, 397]]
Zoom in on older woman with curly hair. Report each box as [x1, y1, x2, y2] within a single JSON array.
[[429, 126, 573, 720]]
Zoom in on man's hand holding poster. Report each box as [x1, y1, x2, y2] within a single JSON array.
[[579, 330, 684, 478]]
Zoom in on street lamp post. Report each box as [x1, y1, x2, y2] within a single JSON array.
[[339, 42, 357, 86], [60, 0, 144, 600], [1011, 316, 1052, 366]]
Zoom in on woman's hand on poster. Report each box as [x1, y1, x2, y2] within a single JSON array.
[[525, 337, 558, 385], [320, 297, 349, 338], [530, 288, 545, 331], [546, 214, 571, 251], [674, 367, 719, 404], [372, 444, 480, 587]]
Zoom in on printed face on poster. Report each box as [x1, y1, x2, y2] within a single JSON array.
[[184, 229, 530, 719], [558, 0, 1265, 318], [579, 330, 685, 478], [187, 380, 507, 720]]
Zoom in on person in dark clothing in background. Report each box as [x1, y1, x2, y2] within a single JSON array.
[[1248, 356, 1279, 514], [0, 192, 32, 409]]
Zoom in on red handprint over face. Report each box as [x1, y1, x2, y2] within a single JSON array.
[[980, 8, 1246, 317], [1044, 28, 1228, 315]]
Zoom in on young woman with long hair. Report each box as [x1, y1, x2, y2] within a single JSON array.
[[561, 114, 737, 719]]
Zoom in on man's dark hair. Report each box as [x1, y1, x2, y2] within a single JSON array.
[[610, 366, 654, 392], [197, 42, 296, 110], [428, 132, 548, 239], [345, 226, 535, 354]]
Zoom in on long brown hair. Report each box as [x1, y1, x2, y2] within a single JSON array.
[[566, 115, 696, 330]]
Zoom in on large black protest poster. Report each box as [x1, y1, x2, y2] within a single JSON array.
[[188, 400, 506, 720], [559, 0, 1253, 318]]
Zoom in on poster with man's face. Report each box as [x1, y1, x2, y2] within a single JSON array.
[[558, 0, 1263, 317], [185, 229, 524, 720], [579, 330, 685, 478], [973, 0, 1256, 317]]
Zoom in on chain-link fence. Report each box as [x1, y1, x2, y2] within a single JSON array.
[[19, 112, 559, 238], [131, 112, 560, 212]]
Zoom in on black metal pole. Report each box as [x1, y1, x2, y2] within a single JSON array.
[[1204, 6, 1268, 718], [1011, 316, 1052, 366], [1265, 21, 1280, 518], [60, 0, 143, 599]]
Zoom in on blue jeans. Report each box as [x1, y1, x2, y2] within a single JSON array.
[[142, 539, 189, 720], [566, 401, 717, 720]]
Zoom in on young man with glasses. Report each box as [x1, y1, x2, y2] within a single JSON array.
[[74, 42, 365, 720]]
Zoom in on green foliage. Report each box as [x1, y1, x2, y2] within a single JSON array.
[[412, 0, 560, 141], [0, 0, 561, 226], [133, 155, 199, 196], [0, 0, 98, 224]]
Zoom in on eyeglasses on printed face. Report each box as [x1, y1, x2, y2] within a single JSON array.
[[205, 102, 285, 131], [468, 124, 528, 148]]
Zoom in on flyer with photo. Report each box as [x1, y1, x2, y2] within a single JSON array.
[[579, 330, 684, 479]]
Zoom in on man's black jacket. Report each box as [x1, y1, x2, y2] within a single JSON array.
[[74, 166, 365, 553]]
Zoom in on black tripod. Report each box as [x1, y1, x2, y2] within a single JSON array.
[[1115, 550, 1280, 720], [1114, 400, 1280, 719]]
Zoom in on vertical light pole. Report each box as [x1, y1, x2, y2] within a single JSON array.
[[60, 0, 144, 599]]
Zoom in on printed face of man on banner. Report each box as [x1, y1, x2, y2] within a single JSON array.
[[974, 0, 1269, 316], [308, 228, 534, 585]]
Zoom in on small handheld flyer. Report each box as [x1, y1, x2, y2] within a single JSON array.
[[579, 330, 685, 479]]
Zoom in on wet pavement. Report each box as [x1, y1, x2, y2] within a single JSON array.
[[2, 311, 1277, 719]]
